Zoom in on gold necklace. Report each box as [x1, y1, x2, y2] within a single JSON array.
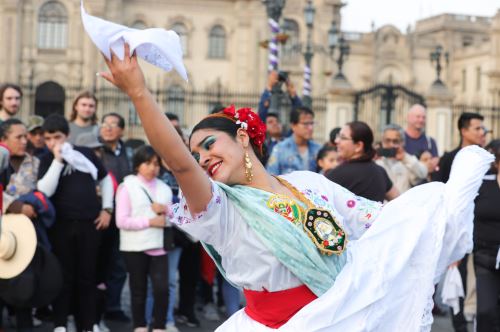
[[273, 176, 347, 256]]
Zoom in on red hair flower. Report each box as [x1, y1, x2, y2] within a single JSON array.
[[221, 105, 267, 151]]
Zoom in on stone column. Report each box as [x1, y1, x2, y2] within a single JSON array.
[[324, 78, 355, 142], [425, 84, 454, 154]]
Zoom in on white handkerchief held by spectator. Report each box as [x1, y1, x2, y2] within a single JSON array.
[[61, 142, 98, 180], [80, 0, 188, 81], [441, 265, 465, 315]]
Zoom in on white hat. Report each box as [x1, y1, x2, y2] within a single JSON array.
[[0, 214, 37, 279]]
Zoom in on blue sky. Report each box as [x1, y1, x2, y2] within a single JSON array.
[[341, 0, 499, 32]]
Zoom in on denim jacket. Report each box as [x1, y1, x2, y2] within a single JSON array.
[[266, 135, 321, 175]]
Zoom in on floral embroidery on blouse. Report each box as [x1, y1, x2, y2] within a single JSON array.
[[171, 181, 221, 225]]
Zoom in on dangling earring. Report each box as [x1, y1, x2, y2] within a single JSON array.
[[244, 150, 253, 183]]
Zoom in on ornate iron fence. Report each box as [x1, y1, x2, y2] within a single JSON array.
[[30, 84, 328, 142]]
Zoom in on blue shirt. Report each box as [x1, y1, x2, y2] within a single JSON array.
[[266, 135, 321, 175], [404, 132, 438, 157], [258, 89, 303, 120]]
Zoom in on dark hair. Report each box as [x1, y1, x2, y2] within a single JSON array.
[[316, 145, 337, 172], [190, 116, 263, 159], [132, 145, 160, 174], [0, 118, 24, 140], [102, 113, 125, 129], [165, 112, 179, 121], [347, 121, 376, 162], [266, 112, 280, 121], [329, 127, 341, 144], [290, 106, 314, 124], [457, 112, 484, 132], [485, 139, 500, 173], [42, 114, 69, 135], [70, 91, 98, 124], [0, 84, 23, 110]]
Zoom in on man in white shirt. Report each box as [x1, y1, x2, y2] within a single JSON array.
[[376, 124, 428, 193]]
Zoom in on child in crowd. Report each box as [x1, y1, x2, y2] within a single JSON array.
[[316, 145, 338, 174], [37, 114, 113, 332], [116, 145, 172, 332]]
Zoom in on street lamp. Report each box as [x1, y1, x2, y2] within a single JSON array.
[[430, 45, 449, 87], [302, 0, 315, 108], [328, 21, 350, 81]]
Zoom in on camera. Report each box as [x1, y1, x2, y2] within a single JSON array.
[[377, 147, 397, 158], [278, 71, 289, 83]]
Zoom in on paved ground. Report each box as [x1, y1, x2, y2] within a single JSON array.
[[3, 312, 471, 332]]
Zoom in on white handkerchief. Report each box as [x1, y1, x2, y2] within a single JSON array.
[[441, 266, 464, 315], [80, 1, 188, 81], [61, 142, 98, 180]]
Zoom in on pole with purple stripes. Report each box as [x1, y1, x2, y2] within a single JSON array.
[[268, 18, 280, 71], [262, 0, 285, 71]]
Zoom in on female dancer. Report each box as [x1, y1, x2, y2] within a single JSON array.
[[99, 45, 492, 331]]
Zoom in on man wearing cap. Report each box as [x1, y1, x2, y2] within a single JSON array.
[[26, 115, 49, 160]]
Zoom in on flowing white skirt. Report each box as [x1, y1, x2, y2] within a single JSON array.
[[216, 146, 493, 332]]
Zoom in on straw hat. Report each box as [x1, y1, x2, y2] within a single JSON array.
[[0, 214, 37, 279]]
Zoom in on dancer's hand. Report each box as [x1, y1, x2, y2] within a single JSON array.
[[99, 43, 147, 100]]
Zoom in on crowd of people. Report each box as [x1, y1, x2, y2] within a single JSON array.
[[0, 61, 498, 332]]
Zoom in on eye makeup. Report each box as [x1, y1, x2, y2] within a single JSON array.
[[192, 152, 200, 163], [200, 135, 217, 150]]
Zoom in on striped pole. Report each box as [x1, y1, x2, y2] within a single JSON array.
[[302, 64, 311, 97], [268, 18, 280, 71]]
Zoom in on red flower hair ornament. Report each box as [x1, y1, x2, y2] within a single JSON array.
[[216, 105, 267, 152]]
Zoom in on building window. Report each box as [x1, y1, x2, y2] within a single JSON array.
[[171, 23, 188, 56], [462, 69, 467, 92], [208, 25, 226, 59], [476, 66, 481, 91], [281, 19, 299, 63], [37, 1, 68, 49], [462, 35, 473, 47], [167, 85, 185, 121]]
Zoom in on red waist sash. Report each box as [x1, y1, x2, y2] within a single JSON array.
[[243, 285, 317, 329]]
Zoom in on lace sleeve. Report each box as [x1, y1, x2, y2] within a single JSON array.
[[170, 179, 237, 252]]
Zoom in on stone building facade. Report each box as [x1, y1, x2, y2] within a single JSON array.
[[0, 0, 498, 135]]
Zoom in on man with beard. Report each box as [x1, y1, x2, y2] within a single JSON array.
[[0, 84, 22, 123]]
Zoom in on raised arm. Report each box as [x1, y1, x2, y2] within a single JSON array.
[[99, 45, 211, 215]]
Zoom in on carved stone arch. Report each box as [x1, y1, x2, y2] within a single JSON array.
[[33, 69, 69, 88], [376, 25, 402, 45], [376, 64, 408, 84]]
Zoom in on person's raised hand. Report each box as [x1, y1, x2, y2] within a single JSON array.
[[99, 43, 147, 99], [267, 71, 279, 91], [395, 146, 405, 161], [53, 142, 63, 162]]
